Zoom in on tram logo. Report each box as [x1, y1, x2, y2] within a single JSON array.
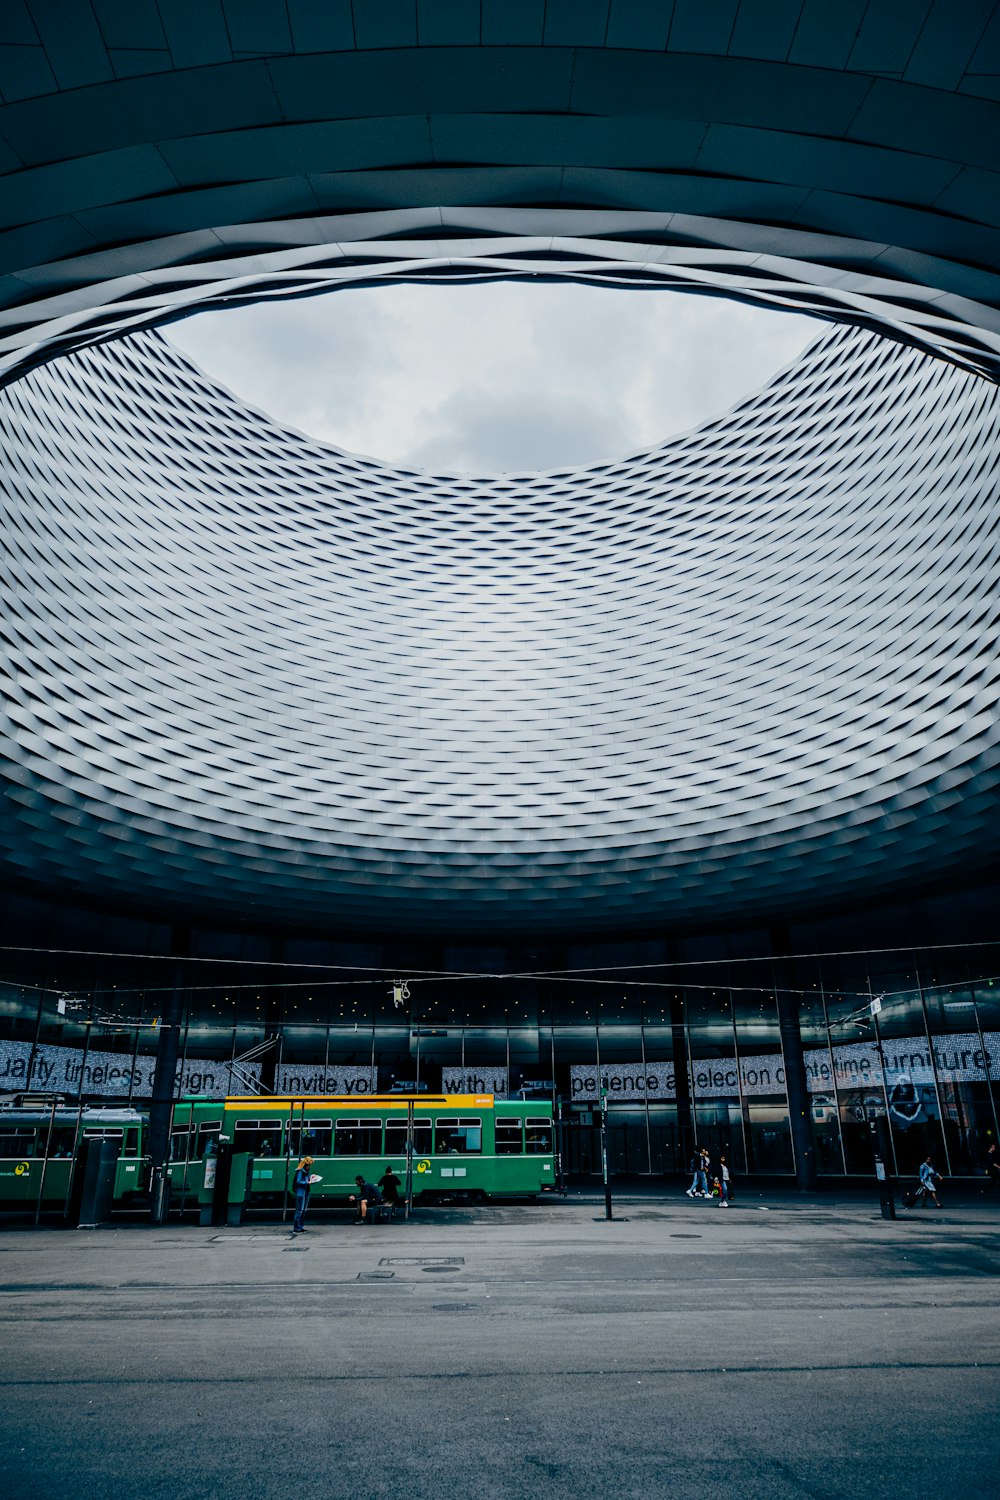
[[415, 1160, 431, 1175], [13, 1161, 29, 1177]]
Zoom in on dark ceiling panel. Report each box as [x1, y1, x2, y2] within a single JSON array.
[[27, 0, 113, 90], [157, 0, 234, 69], [481, 0, 545, 46], [223, 0, 293, 56], [788, 0, 868, 69], [286, 0, 355, 53], [92, 0, 168, 52], [668, 0, 738, 56], [903, 0, 995, 89], [0, 44, 55, 104], [352, 0, 418, 50], [544, 0, 610, 47], [605, 0, 674, 50], [728, 0, 803, 63], [846, 0, 935, 77], [417, 0, 482, 47]]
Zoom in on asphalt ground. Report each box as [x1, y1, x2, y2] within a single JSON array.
[[1, 1188, 998, 1500]]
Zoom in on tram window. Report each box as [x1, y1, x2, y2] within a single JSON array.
[[196, 1122, 222, 1156], [235, 1119, 283, 1156], [495, 1119, 524, 1155], [289, 1121, 332, 1156], [334, 1120, 383, 1157], [83, 1129, 124, 1140], [125, 1129, 139, 1156], [47, 1127, 76, 1157], [434, 1118, 482, 1155], [385, 1119, 432, 1156], [169, 1127, 190, 1162], [525, 1119, 553, 1153], [0, 1129, 34, 1156]]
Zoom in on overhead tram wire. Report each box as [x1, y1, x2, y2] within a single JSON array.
[[0, 938, 996, 977]]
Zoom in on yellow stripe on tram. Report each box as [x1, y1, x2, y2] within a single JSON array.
[[221, 1094, 496, 1111]]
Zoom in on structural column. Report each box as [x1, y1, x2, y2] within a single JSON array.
[[148, 924, 190, 1220], [775, 984, 817, 1192]]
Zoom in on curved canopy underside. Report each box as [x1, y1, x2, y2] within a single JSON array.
[[2, 324, 998, 934], [0, 4, 999, 383]]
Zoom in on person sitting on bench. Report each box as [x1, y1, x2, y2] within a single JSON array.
[[350, 1175, 382, 1223], [378, 1166, 402, 1216]]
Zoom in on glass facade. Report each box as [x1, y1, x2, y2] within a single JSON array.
[[2, 894, 997, 1185]]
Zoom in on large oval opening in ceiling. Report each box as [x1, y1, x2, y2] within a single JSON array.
[[166, 284, 818, 472]]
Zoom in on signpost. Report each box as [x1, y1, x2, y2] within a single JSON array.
[[404, 1099, 415, 1220], [600, 1087, 613, 1221]]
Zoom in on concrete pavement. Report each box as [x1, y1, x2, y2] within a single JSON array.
[[1, 1191, 998, 1499]]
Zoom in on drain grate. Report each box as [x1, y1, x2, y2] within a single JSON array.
[[357, 1270, 395, 1281], [432, 1303, 477, 1311], [670, 1233, 702, 1239]]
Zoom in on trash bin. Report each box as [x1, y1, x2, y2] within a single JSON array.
[[150, 1163, 171, 1224]]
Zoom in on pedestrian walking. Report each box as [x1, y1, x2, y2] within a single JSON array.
[[292, 1154, 314, 1233], [718, 1155, 731, 1207], [686, 1147, 708, 1198], [982, 1143, 1000, 1197], [917, 1154, 942, 1207]]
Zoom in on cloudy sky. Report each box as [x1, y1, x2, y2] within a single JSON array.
[[167, 283, 819, 473]]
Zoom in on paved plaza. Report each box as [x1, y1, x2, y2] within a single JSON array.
[[2, 1190, 998, 1500]]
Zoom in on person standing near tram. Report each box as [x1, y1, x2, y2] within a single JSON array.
[[292, 1155, 314, 1233]]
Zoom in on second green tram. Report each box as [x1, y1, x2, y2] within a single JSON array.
[[168, 1093, 556, 1205]]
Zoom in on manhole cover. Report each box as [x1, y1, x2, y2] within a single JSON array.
[[357, 1271, 394, 1281], [670, 1233, 702, 1239], [421, 1264, 462, 1274]]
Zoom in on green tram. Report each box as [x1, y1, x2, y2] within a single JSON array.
[[0, 1102, 148, 1209], [0, 1092, 556, 1213], [170, 1093, 556, 1206]]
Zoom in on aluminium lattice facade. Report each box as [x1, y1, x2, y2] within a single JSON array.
[[0, 324, 998, 933]]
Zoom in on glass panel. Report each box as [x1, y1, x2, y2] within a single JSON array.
[[289, 1120, 332, 1156], [0, 1129, 34, 1156], [525, 1118, 552, 1153], [334, 1122, 382, 1156], [384, 1119, 433, 1156], [495, 1119, 523, 1155], [434, 1118, 481, 1154], [169, 1126, 190, 1162], [234, 1120, 283, 1156], [196, 1122, 222, 1156], [746, 1102, 793, 1173]]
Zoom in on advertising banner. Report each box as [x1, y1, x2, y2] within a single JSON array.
[[442, 1067, 508, 1099], [273, 1064, 375, 1096], [0, 1037, 259, 1099]]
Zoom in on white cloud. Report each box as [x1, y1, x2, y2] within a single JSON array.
[[166, 283, 818, 472]]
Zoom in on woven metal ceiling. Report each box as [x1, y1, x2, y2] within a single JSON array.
[[1, 324, 997, 933]]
